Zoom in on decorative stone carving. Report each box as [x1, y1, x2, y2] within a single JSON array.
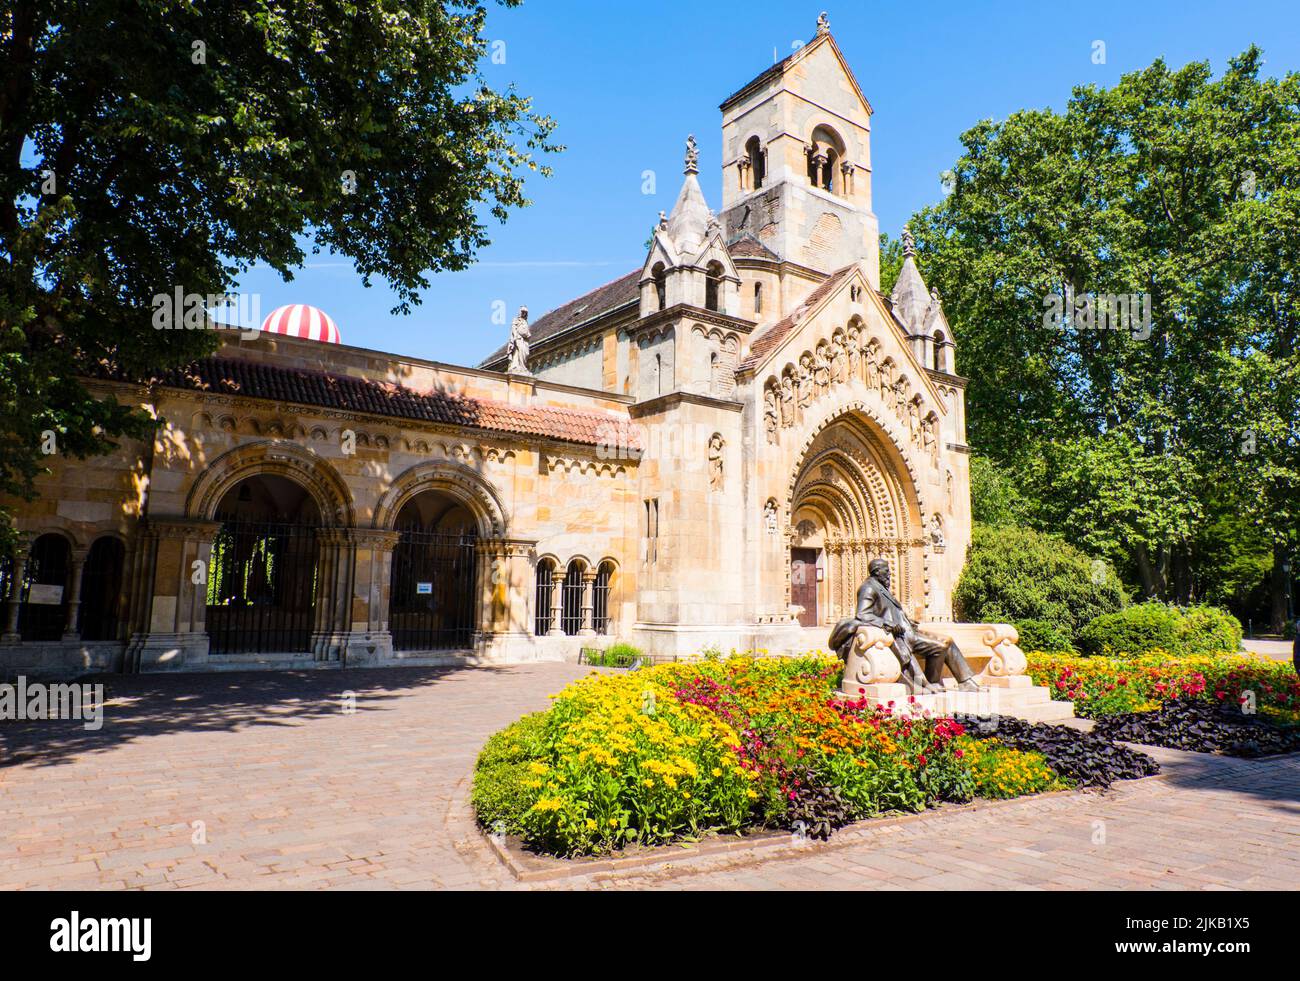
[[708, 433, 724, 491], [507, 306, 531, 375], [816, 12, 831, 36], [764, 499, 779, 535], [684, 134, 699, 175], [928, 514, 946, 551], [764, 385, 779, 444]]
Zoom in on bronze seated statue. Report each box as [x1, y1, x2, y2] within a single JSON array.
[[829, 558, 982, 695]]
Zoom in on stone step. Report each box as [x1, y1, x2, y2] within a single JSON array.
[[1012, 700, 1077, 723]]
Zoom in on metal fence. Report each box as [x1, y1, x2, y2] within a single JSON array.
[[206, 519, 319, 655], [390, 529, 478, 652]]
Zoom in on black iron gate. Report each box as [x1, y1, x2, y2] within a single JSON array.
[[205, 520, 318, 655], [390, 529, 478, 651]]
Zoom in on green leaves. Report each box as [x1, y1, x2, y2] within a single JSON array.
[[0, 0, 558, 507], [913, 47, 1300, 611]]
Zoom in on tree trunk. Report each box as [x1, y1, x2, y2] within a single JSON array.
[[1269, 540, 1290, 635]]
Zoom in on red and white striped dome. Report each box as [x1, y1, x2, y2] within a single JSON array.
[[260, 304, 341, 344]]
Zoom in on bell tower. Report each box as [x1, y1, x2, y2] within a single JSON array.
[[718, 15, 880, 288]]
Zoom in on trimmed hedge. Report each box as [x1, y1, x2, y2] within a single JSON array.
[[1077, 603, 1243, 657], [953, 524, 1126, 643]]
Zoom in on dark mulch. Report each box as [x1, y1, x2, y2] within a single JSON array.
[[1092, 699, 1300, 758], [955, 714, 1161, 789]]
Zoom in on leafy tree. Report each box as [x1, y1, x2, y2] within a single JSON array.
[[909, 48, 1300, 621], [0, 0, 558, 533]]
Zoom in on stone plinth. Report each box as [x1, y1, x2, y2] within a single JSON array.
[[838, 678, 1074, 723]]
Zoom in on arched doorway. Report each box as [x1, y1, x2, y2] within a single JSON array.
[[788, 411, 923, 625], [18, 533, 71, 642], [389, 491, 478, 652], [79, 536, 126, 641], [206, 474, 321, 655]]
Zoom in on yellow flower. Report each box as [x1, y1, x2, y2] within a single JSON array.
[[608, 818, 619, 827], [711, 768, 723, 777], [683, 792, 692, 800]]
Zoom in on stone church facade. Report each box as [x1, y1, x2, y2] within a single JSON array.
[[0, 23, 1003, 682]]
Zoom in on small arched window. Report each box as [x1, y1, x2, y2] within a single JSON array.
[[534, 560, 556, 636], [754, 282, 763, 315], [809, 125, 846, 195], [746, 136, 765, 190], [593, 561, 614, 636], [705, 261, 724, 312], [561, 561, 585, 636], [933, 331, 947, 372], [652, 263, 667, 311]]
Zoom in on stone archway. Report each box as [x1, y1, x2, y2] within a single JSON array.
[[786, 410, 927, 625]]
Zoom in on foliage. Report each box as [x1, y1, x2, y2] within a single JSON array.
[[1176, 605, 1245, 655], [969, 456, 1031, 528], [1014, 619, 1075, 654], [471, 712, 549, 835], [954, 737, 1071, 799], [907, 47, 1300, 620], [1077, 603, 1184, 657], [0, 0, 558, 520], [1076, 602, 1243, 656], [953, 523, 1126, 642], [1028, 651, 1300, 720], [582, 643, 643, 668]]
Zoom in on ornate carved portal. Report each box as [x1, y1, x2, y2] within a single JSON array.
[[786, 412, 926, 626]]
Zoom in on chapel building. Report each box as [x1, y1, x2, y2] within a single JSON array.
[[0, 21, 976, 678]]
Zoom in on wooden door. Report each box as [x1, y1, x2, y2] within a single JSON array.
[[791, 548, 819, 628]]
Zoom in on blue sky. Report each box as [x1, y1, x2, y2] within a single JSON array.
[[230, 0, 1300, 367]]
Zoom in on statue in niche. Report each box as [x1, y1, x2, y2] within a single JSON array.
[[829, 334, 847, 385], [878, 360, 893, 404], [845, 326, 860, 380], [893, 377, 910, 419], [813, 346, 830, 398], [928, 514, 946, 550], [764, 500, 779, 535], [946, 469, 955, 513], [908, 400, 922, 444], [798, 353, 814, 415], [863, 339, 879, 388], [764, 386, 779, 444], [780, 374, 796, 427], [507, 306, 531, 375], [708, 434, 724, 491], [922, 415, 938, 463]]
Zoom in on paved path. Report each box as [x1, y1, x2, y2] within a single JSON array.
[[1, 664, 1297, 890], [1243, 639, 1295, 661]]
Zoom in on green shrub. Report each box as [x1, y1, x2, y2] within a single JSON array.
[[1176, 605, 1243, 654], [1015, 619, 1074, 653], [953, 524, 1126, 642], [471, 713, 549, 834], [1076, 603, 1244, 657], [1077, 603, 1182, 656], [582, 642, 643, 667]]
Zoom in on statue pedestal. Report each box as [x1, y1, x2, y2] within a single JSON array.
[[836, 678, 1074, 723]]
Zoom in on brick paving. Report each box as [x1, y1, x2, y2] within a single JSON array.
[[1, 663, 1298, 891]]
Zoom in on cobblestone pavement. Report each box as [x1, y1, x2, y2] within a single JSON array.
[[1, 664, 1297, 891]]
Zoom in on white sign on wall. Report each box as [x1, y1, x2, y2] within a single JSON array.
[[27, 584, 64, 605]]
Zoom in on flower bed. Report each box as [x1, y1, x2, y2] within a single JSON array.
[[473, 656, 1084, 857], [1027, 651, 1300, 721]]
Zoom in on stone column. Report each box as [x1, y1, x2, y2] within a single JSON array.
[[333, 528, 400, 666], [1, 537, 32, 644], [548, 567, 564, 636], [475, 538, 537, 660], [61, 547, 90, 641], [128, 518, 222, 672], [579, 569, 598, 637], [311, 527, 354, 662]]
